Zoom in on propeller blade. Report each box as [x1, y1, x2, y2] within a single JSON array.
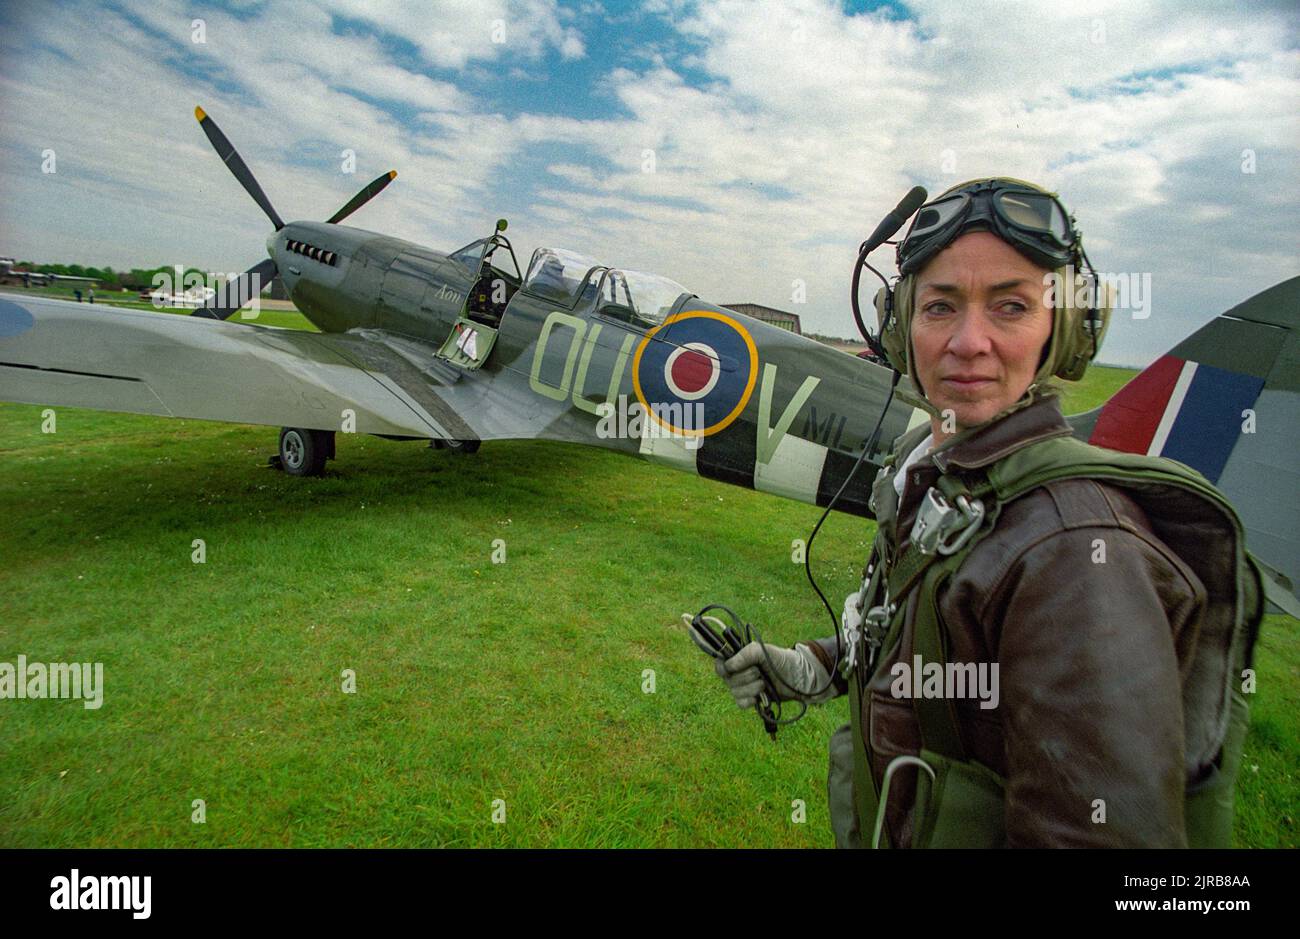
[[192, 257, 279, 320], [327, 170, 397, 225], [194, 106, 285, 231]]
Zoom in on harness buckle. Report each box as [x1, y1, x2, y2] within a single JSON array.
[[843, 570, 895, 675], [910, 488, 985, 556], [862, 599, 894, 673]]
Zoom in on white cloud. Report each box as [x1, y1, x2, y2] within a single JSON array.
[[0, 0, 1295, 366], [324, 0, 586, 68]]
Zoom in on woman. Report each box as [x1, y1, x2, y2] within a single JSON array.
[[712, 178, 1260, 848]]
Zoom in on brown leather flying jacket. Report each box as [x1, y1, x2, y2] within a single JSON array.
[[804, 393, 1215, 848]]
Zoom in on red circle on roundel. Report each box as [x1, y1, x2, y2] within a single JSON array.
[[671, 349, 714, 393]]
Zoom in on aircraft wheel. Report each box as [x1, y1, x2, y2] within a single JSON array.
[[278, 427, 331, 476], [442, 438, 481, 454]]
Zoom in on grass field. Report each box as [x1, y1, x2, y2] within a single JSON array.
[[0, 310, 1295, 848]]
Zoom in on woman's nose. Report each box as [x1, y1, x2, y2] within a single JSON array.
[[946, 309, 993, 356]]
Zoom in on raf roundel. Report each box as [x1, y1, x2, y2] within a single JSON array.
[[632, 310, 759, 436]]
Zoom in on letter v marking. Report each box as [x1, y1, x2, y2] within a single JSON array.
[[756, 363, 820, 465]]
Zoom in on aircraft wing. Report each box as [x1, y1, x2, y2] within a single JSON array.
[[0, 292, 477, 439]]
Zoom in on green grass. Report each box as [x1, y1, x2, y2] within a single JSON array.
[[1055, 364, 1139, 414], [0, 349, 1294, 848]]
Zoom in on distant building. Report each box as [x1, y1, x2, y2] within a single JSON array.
[[719, 302, 802, 335]]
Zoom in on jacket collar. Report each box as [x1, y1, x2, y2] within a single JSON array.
[[928, 392, 1074, 473]]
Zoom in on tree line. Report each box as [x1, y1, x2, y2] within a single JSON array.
[[11, 262, 212, 290]]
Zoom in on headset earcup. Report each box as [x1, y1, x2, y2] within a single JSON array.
[[1052, 270, 1112, 381], [874, 280, 910, 375], [873, 284, 890, 336]]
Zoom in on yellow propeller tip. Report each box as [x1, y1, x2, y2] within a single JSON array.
[[194, 105, 207, 121], [389, 170, 397, 180]]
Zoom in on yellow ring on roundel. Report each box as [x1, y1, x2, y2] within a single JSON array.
[[631, 309, 759, 437]]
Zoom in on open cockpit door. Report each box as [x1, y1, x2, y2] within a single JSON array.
[[435, 317, 498, 369]]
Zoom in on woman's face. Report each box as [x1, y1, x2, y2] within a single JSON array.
[[910, 231, 1054, 441]]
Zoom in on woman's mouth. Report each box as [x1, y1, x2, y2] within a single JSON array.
[[941, 375, 995, 390]]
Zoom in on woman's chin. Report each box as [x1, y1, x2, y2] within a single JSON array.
[[933, 399, 1002, 432]]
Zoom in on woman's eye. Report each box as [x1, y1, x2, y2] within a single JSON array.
[[922, 302, 953, 315]]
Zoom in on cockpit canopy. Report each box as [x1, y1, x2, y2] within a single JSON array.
[[523, 247, 691, 327], [449, 234, 521, 282], [522, 247, 597, 305]]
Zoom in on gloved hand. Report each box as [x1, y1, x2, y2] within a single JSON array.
[[716, 642, 836, 709]]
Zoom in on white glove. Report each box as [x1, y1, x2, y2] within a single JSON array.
[[716, 642, 836, 709]]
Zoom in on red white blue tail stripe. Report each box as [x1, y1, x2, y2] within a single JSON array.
[[1090, 355, 1265, 483]]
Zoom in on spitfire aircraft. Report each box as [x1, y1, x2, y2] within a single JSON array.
[[1, 107, 1296, 613]]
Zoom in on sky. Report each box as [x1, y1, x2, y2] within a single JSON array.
[[0, 0, 1296, 366]]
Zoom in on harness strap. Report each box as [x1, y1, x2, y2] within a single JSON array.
[[911, 564, 967, 761]]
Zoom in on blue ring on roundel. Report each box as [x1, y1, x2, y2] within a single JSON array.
[[635, 313, 758, 435]]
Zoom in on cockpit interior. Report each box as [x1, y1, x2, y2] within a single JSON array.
[[447, 220, 522, 328]]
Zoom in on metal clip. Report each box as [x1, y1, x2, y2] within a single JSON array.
[[864, 600, 893, 638], [842, 582, 867, 672], [909, 488, 985, 556], [868, 463, 893, 515], [862, 596, 894, 672], [872, 754, 937, 849]]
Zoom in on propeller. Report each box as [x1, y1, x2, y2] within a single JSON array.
[[189, 106, 398, 320], [327, 170, 397, 224], [191, 257, 278, 321], [194, 106, 285, 231]]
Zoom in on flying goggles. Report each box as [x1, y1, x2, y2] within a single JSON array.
[[896, 180, 1080, 275]]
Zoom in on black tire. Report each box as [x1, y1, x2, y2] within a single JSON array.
[[278, 427, 331, 476], [443, 438, 481, 454]]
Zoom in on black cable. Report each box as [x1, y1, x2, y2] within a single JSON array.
[[695, 193, 915, 735], [693, 367, 899, 729], [786, 225, 905, 707], [794, 369, 899, 703], [851, 248, 892, 360], [736, 235, 904, 717], [688, 604, 802, 739]]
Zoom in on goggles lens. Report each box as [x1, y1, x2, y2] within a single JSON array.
[[994, 190, 1070, 246], [905, 193, 969, 241]]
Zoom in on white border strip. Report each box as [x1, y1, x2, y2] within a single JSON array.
[[1147, 360, 1198, 456]]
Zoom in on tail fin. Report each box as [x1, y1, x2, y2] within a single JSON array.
[[1069, 275, 1300, 615]]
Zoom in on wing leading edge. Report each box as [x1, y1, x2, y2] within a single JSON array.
[[0, 293, 461, 439]]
